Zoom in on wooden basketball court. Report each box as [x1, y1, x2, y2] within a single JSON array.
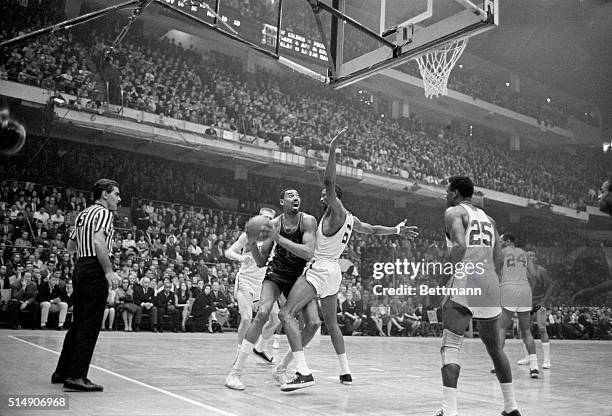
[[0, 330, 608, 415]]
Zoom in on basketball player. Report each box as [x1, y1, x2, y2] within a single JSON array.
[[224, 188, 319, 390], [598, 176, 612, 215], [516, 251, 552, 369], [494, 234, 538, 379], [571, 177, 612, 300], [224, 207, 280, 363], [436, 176, 520, 416], [276, 128, 419, 391]]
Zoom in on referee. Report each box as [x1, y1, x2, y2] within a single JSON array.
[[52, 179, 121, 392]]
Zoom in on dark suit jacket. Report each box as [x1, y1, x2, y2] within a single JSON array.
[[133, 284, 155, 306], [208, 290, 227, 309], [155, 290, 176, 308], [191, 291, 213, 319], [36, 283, 68, 303]]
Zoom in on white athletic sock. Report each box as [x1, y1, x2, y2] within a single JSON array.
[[542, 342, 550, 361], [523, 343, 529, 360], [256, 334, 272, 352], [279, 348, 293, 370], [254, 337, 264, 352], [529, 354, 538, 370], [233, 340, 254, 371], [293, 351, 310, 375], [337, 353, 351, 375], [442, 386, 458, 416], [500, 382, 518, 413]]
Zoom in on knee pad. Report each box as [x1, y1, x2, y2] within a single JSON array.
[[440, 329, 464, 367]]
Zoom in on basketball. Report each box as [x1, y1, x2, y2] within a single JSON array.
[[0, 118, 26, 156], [246, 215, 270, 241]]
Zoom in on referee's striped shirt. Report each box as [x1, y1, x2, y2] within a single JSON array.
[[69, 203, 114, 258]]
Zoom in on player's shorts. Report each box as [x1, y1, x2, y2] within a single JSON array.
[[263, 269, 298, 298], [304, 259, 342, 299], [501, 283, 532, 313], [234, 272, 263, 303], [446, 271, 501, 320]]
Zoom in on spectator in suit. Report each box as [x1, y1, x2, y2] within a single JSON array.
[[154, 281, 180, 332], [115, 278, 137, 332], [102, 279, 119, 331], [1, 217, 13, 241], [133, 276, 156, 332], [9, 271, 39, 329], [14, 231, 32, 248], [37, 274, 68, 329], [342, 291, 363, 335], [208, 280, 228, 333], [191, 283, 214, 332]]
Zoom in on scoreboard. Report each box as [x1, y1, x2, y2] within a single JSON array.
[[160, 0, 328, 64]]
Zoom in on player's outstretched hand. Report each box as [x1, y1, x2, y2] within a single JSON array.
[[397, 220, 419, 239], [330, 126, 349, 149], [260, 221, 280, 243]]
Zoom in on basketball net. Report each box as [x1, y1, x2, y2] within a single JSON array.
[[415, 37, 468, 99]]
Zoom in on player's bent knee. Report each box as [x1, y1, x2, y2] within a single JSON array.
[[278, 307, 293, 324], [253, 310, 270, 325], [306, 318, 321, 332], [440, 329, 464, 367]]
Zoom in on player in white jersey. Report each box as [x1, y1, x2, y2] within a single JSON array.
[[436, 176, 521, 416], [225, 207, 280, 364], [495, 234, 539, 378], [275, 127, 418, 391]]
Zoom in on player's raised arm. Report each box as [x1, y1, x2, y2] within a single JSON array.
[[444, 207, 467, 264], [262, 214, 317, 261], [225, 233, 248, 262], [353, 216, 419, 238], [323, 126, 348, 212]]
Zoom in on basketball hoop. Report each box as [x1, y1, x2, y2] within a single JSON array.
[[415, 37, 468, 99]]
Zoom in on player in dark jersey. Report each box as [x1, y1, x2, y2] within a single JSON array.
[[225, 188, 318, 391], [516, 251, 552, 369]]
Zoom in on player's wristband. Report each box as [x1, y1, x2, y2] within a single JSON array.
[[396, 226, 401, 235]]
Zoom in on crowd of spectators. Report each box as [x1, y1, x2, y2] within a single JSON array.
[[1, 137, 610, 334], [200, 0, 601, 128], [1, 1, 610, 335], [1, 1, 608, 209]]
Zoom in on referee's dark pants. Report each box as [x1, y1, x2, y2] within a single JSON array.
[[55, 257, 108, 379]]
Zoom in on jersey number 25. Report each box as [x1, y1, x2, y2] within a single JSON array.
[[468, 220, 493, 247]]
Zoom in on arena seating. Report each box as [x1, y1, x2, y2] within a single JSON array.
[[1, 136, 610, 335], [1, 3, 608, 209]]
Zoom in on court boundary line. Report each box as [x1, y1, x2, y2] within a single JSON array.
[[8, 335, 238, 416]]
